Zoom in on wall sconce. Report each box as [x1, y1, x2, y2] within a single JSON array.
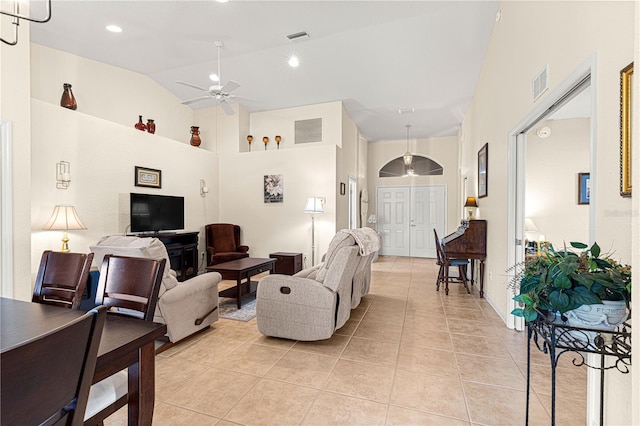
[[200, 179, 209, 197], [56, 161, 71, 189], [1, 0, 52, 46]]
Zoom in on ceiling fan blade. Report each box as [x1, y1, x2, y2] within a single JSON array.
[[176, 80, 208, 92], [181, 96, 212, 105], [221, 80, 240, 93], [220, 100, 235, 115]]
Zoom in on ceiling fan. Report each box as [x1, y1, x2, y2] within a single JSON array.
[[177, 40, 240, 115]]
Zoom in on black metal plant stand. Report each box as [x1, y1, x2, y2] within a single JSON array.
[[525, 313, 631, 426]]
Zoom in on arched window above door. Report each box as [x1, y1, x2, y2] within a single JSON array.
[[379, 156, 443, 177]]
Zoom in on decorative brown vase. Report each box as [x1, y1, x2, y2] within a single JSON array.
[[147, 119, 156, 134], [135, 115, 147, 131], [190, 126, 201, 147], [60, 83, 77, 110]]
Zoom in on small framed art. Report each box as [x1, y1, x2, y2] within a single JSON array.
[[135, 166, 162, 188], [264, 174, 283, 203], [578, 172, 590, 205]]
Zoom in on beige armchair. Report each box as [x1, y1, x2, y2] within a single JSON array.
[[90, 236, 221, 343]]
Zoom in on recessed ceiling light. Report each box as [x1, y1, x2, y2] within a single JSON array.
[[105, 25, 122, 33], [288, 56, 299, 68], [209, 73, 219, 82]]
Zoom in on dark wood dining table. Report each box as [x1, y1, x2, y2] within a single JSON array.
[[0, 297, 167, 425]]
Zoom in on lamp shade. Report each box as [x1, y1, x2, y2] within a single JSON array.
[[304, 197, 324, 214], [464, 197, 478, 208], [43, 205, 87, 230]]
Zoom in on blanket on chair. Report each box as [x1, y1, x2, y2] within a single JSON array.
[[338, 228, 381, 256]]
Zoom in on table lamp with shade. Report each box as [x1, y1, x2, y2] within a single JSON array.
[[42, 205, 87, 252], [464, 197, 478, 220], [304, 197, 324, 266]]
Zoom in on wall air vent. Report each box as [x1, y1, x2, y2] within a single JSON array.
[[295, 118, 322, 144], [287, 31, 310, 42], [533, 65, 549, 101]]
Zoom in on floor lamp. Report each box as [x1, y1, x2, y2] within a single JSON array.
[[304, 197, 324, 266]]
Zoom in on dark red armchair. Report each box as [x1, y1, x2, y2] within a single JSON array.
[[205, 223, 249, 266]]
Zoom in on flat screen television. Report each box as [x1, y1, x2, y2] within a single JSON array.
[[130, 193, 184, 233]]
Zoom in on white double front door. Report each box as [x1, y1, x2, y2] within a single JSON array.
[[376, 185, 446, 258]]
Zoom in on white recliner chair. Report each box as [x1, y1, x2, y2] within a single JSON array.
[[90, 235, 221, 343]]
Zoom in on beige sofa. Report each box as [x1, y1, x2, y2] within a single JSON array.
[[256, 228, 379, 341], [90, 235, 221, 343]]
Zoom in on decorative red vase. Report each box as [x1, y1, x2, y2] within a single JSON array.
[[135, 115, 147, 131], [147, 119, 155, 134], [60, 83, 77, 110], [190, 126, 201, 147]]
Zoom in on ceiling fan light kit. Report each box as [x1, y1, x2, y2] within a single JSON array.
[[177, 40, 239, 115]]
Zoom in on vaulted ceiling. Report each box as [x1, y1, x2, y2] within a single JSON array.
[[30, 1, 500, 142]]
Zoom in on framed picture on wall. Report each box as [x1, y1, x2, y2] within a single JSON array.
[[578, 172, 590, 205], [264, 174, 283, 203], [619, 62, 633, 197], [478, 143, 488, 198], [134, 166, 161, 188]]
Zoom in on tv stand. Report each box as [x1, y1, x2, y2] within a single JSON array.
[[137, 232, 199, 282]]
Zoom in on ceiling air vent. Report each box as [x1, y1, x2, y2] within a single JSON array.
[[295, 118, 322, 144], [533, 65, 549, 101], [287, 31, 310, 42]]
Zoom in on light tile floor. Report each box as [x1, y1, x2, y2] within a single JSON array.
[[107, 256, 587, 425]]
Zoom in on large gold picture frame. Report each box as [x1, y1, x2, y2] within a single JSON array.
[[620, 62, 633, 197]]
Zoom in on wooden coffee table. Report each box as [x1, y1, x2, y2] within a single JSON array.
[[207, 258, 276, 308]]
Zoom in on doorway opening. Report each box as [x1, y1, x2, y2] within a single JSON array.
[[508, 56, 595, 331], [348, 176, 357, 229]]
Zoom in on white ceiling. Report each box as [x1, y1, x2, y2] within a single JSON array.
[[30, 0, 500, 142]]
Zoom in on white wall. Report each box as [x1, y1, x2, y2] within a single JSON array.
[[30, 44, 194, 142], [460, 2, 635, 423], [337, 105, 360, 231], [526, 118, 590, 247], [218, 145, 336, 266], [30, 100, 219, 276], [367, 135, 460, 236], [461, 0, 634, 312], [1, 14, 32, 300], [200, 101, 345, 267]]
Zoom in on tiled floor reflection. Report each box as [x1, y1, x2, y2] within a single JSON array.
[[107, 256, 588, 425]]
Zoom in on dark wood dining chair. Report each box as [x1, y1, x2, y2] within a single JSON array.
[[1, 305, 107, 426], [94, 254, 166, 320], [32, 250, 94, 309], [84, 254, 165, 425], [434, 229, 470, 295]]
